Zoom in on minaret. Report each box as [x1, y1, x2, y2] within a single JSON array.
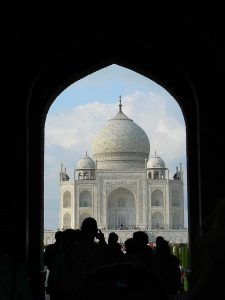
[[59, 163, 64, 181], [60, 163, 70, 181], [179, 162, 183, 180]]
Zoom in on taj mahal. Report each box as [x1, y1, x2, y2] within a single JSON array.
[[44, 99, 188, 245]]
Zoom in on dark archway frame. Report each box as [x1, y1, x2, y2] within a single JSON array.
[[27, 33, 200, 298]]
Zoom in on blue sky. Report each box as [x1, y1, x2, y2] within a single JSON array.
[[44, 64, 188, 230]]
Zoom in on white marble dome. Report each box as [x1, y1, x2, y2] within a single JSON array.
[[147, 153, 165, 168], [77, 152, 95, 169], [92, 110, 150, 170]]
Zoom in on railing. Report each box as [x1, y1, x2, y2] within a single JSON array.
[[101, 225, 165, 230], [100, 225, 186, 230]]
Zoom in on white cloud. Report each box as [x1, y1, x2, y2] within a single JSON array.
[[119, 92, 186, 163], [45, 101, 115, 152], [45, 91, 186, 161]]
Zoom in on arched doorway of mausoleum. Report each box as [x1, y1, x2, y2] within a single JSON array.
[[107, 187, 135, 229]]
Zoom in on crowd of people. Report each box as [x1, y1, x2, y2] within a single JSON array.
[[43, 217, 184, 300]]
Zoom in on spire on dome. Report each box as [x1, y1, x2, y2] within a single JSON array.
[[119, 95, 122, 112], [109, 96, 132, 121]]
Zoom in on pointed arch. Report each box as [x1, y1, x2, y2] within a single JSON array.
[[154, 171, 159, 179], [151, 189, 164, 206], [152, 212, 164, 229], [107, 187, 135, 228], [63, 191, 71, 208], [63, 213, 71, 229], [79, 190, 92, 207]]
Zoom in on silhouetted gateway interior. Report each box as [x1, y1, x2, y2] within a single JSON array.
[[7, 4, 225, 300]]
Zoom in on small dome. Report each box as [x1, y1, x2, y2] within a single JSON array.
[[77, 152, 95, 169], [147, 153, 165, 169]]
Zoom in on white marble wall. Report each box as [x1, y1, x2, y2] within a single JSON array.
[[58, 167, 185, 239]]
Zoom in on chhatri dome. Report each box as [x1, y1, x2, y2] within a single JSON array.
[[147, 151, 166, 169], [77, 151, 95, 169], [92, 97, 150, 170]]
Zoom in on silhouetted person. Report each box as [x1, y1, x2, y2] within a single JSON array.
[[108, 232, 120, 247], [124, 237, 136, 262], [68, 217, 107, 298], [44, 229, 82, 300], [153, 236, 165, 254], [132, 231, 154, 269], [103, 232, 125, 265], [61, 228, 81, 254], [43, 231, 63, 300], [156, 235, 165, 247], [153, 239, 182, 297], [57, 229, 81, 299]]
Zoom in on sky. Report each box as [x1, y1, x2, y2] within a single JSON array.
[[44, 64, 188, 230]]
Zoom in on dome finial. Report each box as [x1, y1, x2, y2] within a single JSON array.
[[85, 150, 88, 157], [119, 95, 122, 112], [155, 149, 157, 156]]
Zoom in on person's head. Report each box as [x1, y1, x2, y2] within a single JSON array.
[[156, 239, 170, 255], [55, 230, 63, 243], [61, 229, 81, 250], [155, 236, 164, 246], [108, 232, 119, 245], [124, 238, 135, 254], [81, 217, 98, 239], [133, 231, 149, 249]]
